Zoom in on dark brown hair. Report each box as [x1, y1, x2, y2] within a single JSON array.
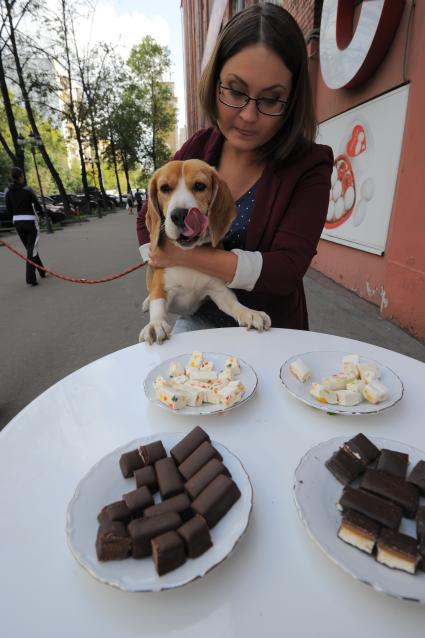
[[10, 166, 24, 181], [198, 3, 316, 164]]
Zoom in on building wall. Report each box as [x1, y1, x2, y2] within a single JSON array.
[[180, 0, 425, 340]]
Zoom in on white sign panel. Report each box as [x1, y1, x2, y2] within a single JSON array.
[[317, 84, 409, 255]]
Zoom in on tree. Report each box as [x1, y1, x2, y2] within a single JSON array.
[[127, 36, 177, 173]]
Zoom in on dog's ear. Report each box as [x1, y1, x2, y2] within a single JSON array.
[[208, 172, 236, 247], [146, 173, 162, 249]]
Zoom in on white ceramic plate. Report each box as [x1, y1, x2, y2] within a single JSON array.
[[66, 433, 253, 592], [144, 352, 258, 416], [294, 436, 425, 603], [280, 351, 403, 415]]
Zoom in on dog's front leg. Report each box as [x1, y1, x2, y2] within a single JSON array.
[[139, 297, 171, 344], [208, 282, 271, 332]]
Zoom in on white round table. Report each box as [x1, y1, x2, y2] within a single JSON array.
[[1, 328, 424, 637]]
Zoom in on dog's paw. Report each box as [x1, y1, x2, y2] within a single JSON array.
[[142, 296, 150, 313], [236, 309, 271, 332], [139, 320, 171, 345]]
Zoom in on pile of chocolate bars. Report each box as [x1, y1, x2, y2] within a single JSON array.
[[96, 426, 241, 576], [326, 433, 425, 574]]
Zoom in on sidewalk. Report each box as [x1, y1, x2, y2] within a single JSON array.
[[1, 210, 424, 430]]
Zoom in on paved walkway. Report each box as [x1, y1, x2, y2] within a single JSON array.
[[1, 209, 424, 430]]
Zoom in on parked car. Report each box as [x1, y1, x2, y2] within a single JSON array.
[[37, 196, 67, 224], [0, 192, 13, 229]]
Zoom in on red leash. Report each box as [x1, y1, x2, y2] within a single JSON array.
[[0, 238, 146, 284]]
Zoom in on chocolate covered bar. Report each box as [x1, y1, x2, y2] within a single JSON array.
[[343, 433, 380, 466], [155, 457, 184, 499], [338, 486, 403, 529], [170, 426, 210, 465], [151, 531, 186, 576], [97, 500, 132, 525], [96, 520, 131, 561], [128, 511, 182, 558], [144, 493, 193, 522], [185, 458, 230, 500], [139, 440, 166, 466], [337, 509, 380, 554], [416, 506, 425, 540], [178, 514, 212, 558], [360, 469, 419, 518], [376, 528, 421, 574], [377, 449, 409, 479], [123, 485, 154, 516], [325, 448, 365, 485], [192, 474, 241, 528], [407, 460, 425, 494], [134, 465, 158, 493], [119, 449, 144, 478], [178, 441, 223, 481]]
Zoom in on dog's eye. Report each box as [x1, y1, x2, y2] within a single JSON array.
[[160, 184, 172, 193], [193, 182, 206, 192]]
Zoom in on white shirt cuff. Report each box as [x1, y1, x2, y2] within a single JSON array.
[[139, 243, 150, 262], [227, 249, 263, 291]]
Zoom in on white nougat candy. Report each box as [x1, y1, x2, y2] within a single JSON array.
[[224, 356, 241, 375], [186, 351, 203, 372], [346, 380, 366, 393], [309, 383, 338, 404], [200, 360, 214, 371], [153, 375, 171, 389], [322, 373, 351, 391], [342, 354, 360, 366], [188, 369, 218, 384], [204, 383, 222, 404], [336, 389, 363, 406], [217, 369, 233, 385], [181, 385, 203, 407], [358, 362, 381, 382], [169, 374, 188, 386], [218, 380, 245, 407], [362, 380, 388, 404], [341, 362, 360, 379], [155, 386, 187, 410], [168, 361, 185, 377], [289, 358, 312, 383]]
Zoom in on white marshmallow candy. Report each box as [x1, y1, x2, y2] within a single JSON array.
[[155, 386, 187, 410], [309, 383, 338, 405], [358, 362, 381, 382], [188, 369, 218, 384], [186, 351, 203, 372], [200, 360, 215, 371], [323, 373, 352, 391], [336, 389, 363, 406], [218, 380, 245, 407], [168, 361, 185, 377], [346, 380, 366, 394], [224, 356, 241, 375], [363, 380, 389, 404], [289, 358, 312, 383]]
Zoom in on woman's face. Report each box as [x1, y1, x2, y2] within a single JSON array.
[[216, 43, 292, 156]]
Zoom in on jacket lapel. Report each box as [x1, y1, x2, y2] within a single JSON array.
[[245, 167, 282, 251]]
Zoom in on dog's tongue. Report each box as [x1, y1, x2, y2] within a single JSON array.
[[182, 207, 209, 238]]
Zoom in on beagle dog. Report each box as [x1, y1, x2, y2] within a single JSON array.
[[139, 159, 271, 344]]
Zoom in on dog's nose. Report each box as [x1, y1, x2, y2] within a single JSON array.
[[170, 207, 188, 229]]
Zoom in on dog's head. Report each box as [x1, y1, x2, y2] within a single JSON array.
[[146, 159, 236, 250]]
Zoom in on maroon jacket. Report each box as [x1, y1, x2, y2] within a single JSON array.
[[137, 127, 333, 329]]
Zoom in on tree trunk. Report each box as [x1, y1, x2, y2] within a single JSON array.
[[108, 123, 122, 201], [122, 152, 131, 192], [0, 52, 25, 169], [5, 0, 71, 213]]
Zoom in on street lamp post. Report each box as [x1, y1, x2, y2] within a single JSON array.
[[17, 133, 53, 234]]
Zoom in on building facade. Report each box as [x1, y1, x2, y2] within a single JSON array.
[[180, 0, 425, 341]]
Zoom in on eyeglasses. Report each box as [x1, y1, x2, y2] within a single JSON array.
[[218, 82, 287, 116]]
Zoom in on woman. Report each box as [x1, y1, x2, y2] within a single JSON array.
[[137, 3, 333, 331], [5, 166, 45, 286]]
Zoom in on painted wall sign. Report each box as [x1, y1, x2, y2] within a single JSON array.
[[320, 0, 405, 89], [317, 84, 409, 255]]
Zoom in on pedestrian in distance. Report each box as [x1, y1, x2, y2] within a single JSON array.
[[5, 166, 46, 286], [137, 3, 333, 332], [134, 188, 143, 214], [127, 190, 134, 215]]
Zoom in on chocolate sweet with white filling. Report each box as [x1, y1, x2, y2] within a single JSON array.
[[119, 449, 144, 478], [337, 509, 380, 554], [342, 433, 380, 466], [144, 493, 193, 522], [185, 458, 231, 500], [325, 448, 365, 486], [123, 485, 154, 517], [376, 528, 421, 574], [178, 441, 223, 481], [338, 486, 403, 530], [151, 531, 186, 576], [360, 469, 419, 518], [416, 506, 425, 540], [407, 460, 425, 494], [376, 449, 409, 479], [155, 457, 184, 499], [134, 465, 158, 493], [97, 500, 132, 525], [170, 426, 210, 465], [139, 440, 166, 466], [96, 520, 131, 561], [192, 474, 241, 528]]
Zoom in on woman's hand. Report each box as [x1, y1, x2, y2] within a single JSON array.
[[148, 238, 186, 268]]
